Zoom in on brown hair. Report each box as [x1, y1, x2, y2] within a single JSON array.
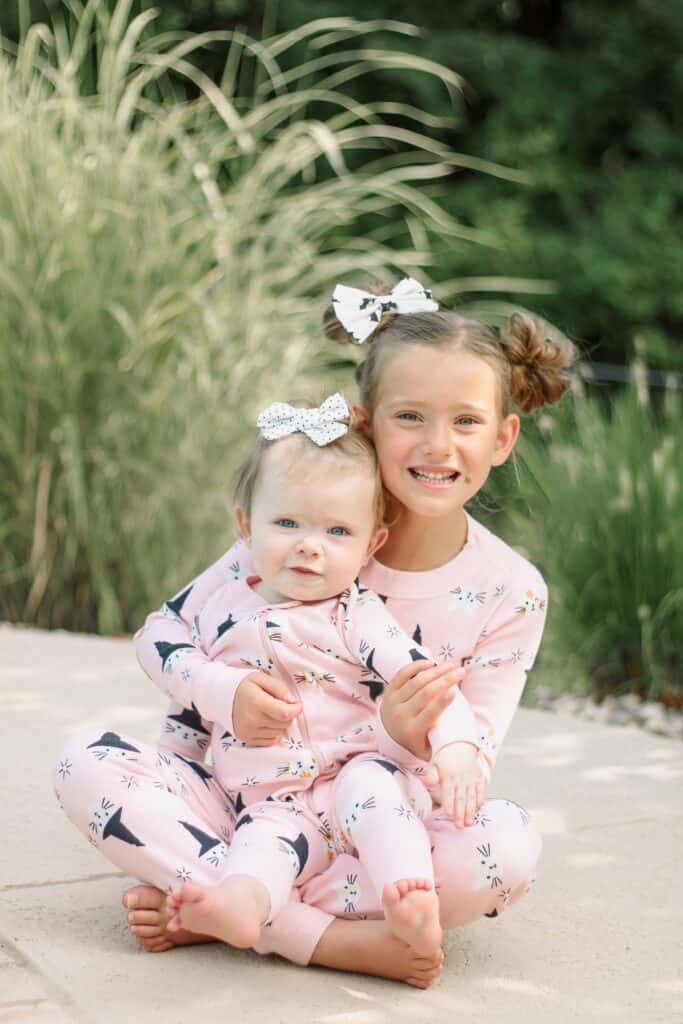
[[233, 398, 385, 528], [323, 283, 576, 416]]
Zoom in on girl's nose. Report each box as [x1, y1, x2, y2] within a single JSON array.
[[424, 422, 453, 457]]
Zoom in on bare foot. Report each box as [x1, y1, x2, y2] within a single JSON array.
[[310, 917, 444, 988], [122, 884, 214, 953], [382, 879, 443, 957], [167, 877, 270, 950]]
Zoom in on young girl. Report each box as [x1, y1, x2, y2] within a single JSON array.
[[151, 394, 476, 957], [56, 278, 574, 988]]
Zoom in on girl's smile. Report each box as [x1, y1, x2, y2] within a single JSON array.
[[408, 465, 461, 488]]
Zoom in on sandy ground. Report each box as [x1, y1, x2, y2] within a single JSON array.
[[1, 623, 681, 1023]]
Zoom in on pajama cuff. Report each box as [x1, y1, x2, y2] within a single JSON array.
[[428, 686, 480, 758], [252, 898, 335, 966], [193, 662, 253, 734], [375, 705, 429, 773]]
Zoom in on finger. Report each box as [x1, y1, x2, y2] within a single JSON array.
[[252, 674, 299, 704], [464, 788, 477, 827], [453, 786, 467, 829], [441, 778, 455, 817], [414, 684, 456, 725], [385, 660, 434, 699], [412, 662, 464, 690], [399, 663, 451, 701], [256, 692, 303, 724], [411, 671, 462, 713]]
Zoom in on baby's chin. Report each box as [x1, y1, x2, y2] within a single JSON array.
[[280, 572, 360, 604]]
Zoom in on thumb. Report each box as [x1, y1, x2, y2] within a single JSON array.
[[254, 673, 298, 704]]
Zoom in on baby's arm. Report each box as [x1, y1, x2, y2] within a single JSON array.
[[135, 541, 253, 739], [340, 585, 480, 772]]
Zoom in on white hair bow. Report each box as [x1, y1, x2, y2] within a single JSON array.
[[256, 392, 350, 447], [332, 276, 439, 344]]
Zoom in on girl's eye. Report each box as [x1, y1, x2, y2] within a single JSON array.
[[329, 526, 349, 537], [276, 518, 297, 528], [456, 416, 477, 426], [397, 412, 421, 422]]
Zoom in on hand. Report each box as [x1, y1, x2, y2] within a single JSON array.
[[431, 741, 486, 829], [380, 660, 465, 760], [232, 672, 302, 745]]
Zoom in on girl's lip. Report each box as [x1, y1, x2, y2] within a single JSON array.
[[408, 466, 460, 488], [289, 566, 321, 576]]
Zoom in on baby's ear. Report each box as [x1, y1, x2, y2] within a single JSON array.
[[364, 525, 389, 564], [234, 505, 251, 544], [351, 403, 372, 436]]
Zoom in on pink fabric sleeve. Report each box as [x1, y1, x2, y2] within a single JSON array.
[[460, 573, 548, 780], [341, 586, 479, 766], [135, 540, 252, 737]]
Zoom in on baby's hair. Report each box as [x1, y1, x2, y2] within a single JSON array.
[[323, 282, 576, 416], [233, 399, 385, 528]]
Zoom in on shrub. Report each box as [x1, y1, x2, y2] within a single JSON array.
[[1, 2, 528, 632], [503, 370, 683, 704]]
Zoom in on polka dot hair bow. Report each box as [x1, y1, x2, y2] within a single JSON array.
[[256, 392, 350, 447], [332, 276, 439, 344]]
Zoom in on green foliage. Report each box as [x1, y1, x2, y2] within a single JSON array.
[[501, 375, 683, 702], [9, 1, 676, 368], [1, 1, 519, 633]]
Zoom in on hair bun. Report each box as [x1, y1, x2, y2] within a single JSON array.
[[502, 312, 576, 413], [322, 281, 398, 346]]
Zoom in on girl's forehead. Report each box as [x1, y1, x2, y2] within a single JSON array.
[[375, 345, 500, 407]]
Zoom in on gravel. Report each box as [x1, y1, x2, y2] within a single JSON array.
[[527, 686, 683, 741]]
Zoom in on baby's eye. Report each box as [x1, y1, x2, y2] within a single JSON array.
[[397, 412, 421, 422], [329, 526, 350, 536], [456, 416, 477, 426], [276, 518, 297, 528]]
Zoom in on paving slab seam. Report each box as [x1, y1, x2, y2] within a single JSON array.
[[0, 926, 90, 1024], [1, 872, 124, 894]]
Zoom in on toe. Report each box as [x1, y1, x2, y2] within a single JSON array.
[[128, 910, 163, 926], [178, 881, 204, 903], [381, 883, 399, 906], [123, 885, 166, 910], [131, 924, 164, 938]]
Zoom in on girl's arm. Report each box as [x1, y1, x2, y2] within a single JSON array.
[[458, 570, 549, 780]]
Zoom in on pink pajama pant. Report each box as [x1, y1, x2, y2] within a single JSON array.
[[54, 728, 542, 965], [222, 755, 434, 921]]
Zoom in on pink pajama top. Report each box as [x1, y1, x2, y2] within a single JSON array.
[[136, 571, 479, 806], [135, 513, 548, 786]]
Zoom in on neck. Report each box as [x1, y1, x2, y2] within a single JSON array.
[[375, 507, 468, 572]]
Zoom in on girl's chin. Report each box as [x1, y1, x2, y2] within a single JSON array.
[[390, 493, 467, 521]]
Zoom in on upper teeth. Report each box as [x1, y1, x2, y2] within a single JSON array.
[[413, 469, 455, 481]]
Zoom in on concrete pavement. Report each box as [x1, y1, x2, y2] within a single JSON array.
[[1, 623, 681, 1023]]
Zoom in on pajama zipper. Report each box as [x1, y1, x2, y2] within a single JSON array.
[[258, 612, 322, 786]]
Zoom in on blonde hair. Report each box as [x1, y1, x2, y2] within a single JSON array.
[[233, 399, 385, 528], [323, 283, 576, 416]]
